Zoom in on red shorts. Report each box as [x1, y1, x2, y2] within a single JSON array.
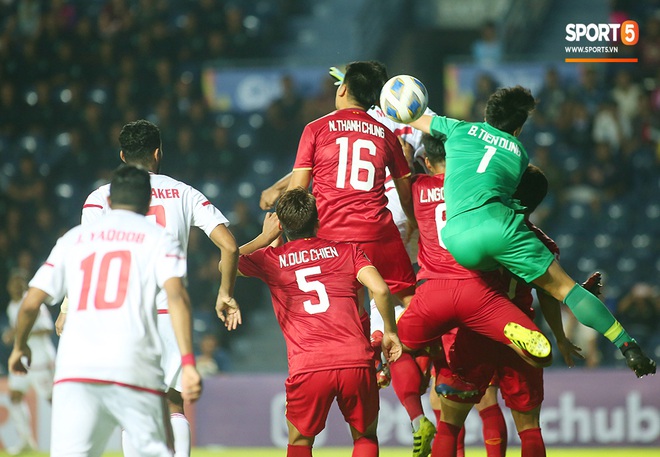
[[447, 329, 543, 411], [397, 278, 542, 350], [285, 367, 379, 437], [359, 237, 415, 296]]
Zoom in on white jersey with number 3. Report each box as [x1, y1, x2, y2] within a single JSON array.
[[81, 173, 229, 310], [30, 209, 186, 391]]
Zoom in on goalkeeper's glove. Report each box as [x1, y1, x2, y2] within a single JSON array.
[[329, 66, 345, 85], [581, 271, 602, 297]]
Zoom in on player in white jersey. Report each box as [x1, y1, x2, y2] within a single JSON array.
[[55, 120, 240, 457], [3, 271, 55, 455], [9, 166, 203, 457]]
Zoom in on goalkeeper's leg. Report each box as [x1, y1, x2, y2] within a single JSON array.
[[534, 260, 656, 377]]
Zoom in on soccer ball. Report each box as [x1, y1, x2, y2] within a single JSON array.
[[379, 75, 428, 123]]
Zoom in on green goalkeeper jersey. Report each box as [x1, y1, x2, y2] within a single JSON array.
[[430, 116, 528, 220]]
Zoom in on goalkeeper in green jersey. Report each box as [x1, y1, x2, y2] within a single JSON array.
[[409, 85, 655, 378]]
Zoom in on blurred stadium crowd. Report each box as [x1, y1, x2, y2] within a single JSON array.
[[0, 0, 659, 370]]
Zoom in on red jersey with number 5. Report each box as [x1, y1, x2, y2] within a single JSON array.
[[238, 237, 374, 376], [413, 173, 480, 280], [293, 108, 411, 242]]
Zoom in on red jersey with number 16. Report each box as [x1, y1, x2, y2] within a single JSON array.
[[413, 173, 480, 280], [238, 237, 374, 376], [293, 108, 411, 242]]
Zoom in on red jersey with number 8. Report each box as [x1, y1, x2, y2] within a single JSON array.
[[413, 173, 480, 280], [293, 108, 411, 242], [238, 237, 374, 376]]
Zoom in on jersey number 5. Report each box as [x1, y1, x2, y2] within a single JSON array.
[[79, 250, 131, 310], [295, 266, 330, 314], [336, 137, 377, 191]]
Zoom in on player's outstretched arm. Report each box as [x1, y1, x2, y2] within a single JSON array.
[[210, 224, 241, 329], [287, 170, 312, 192], [393, 175, 416, 230], [163, 277, 202, 403], [358, 266, 402, 363], [409, 114, 433, 133], [54, 296, 69, 336], [537, 291, 583, 367], [238, 212, 282, 257], [9, 287, 49, 375], [260, 172, 292, 210]]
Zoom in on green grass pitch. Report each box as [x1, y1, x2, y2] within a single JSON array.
[[1, 447, 658, 456]]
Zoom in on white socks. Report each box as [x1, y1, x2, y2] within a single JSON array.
[[122, 428, 139, 457], [122, 413, 190, 456], [170, 413, 191, 457], [8, 400, 34, 449], [411, 414, 423, 433]]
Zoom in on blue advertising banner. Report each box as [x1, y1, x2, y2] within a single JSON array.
[[202, 65, 330, 113], [194, 369, 660, 448]]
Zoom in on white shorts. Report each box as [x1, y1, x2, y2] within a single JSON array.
[[8, 364, 54, 399], [158, 313, 182, 392], [51, 382, 172, 457], [370, 299, 405, 336]]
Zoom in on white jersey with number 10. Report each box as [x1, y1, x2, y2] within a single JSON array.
[[30, 209, 186, 391]]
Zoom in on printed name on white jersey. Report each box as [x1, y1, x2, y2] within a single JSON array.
[[151, 188, 181, 199], [78, 230, 146, 244], [279, 246, 339, 268]]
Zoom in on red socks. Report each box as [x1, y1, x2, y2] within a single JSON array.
[[519, 427, 545, 457], [287, 444, 312, 457], [352, 436, 378, 457], [457, 425, 466, 457], [433, 407, 442, 426], [390, 353, 424, 420], [433, 405, 466, 457], [432, 421, 462, 457], [479, 404, 507, 457]]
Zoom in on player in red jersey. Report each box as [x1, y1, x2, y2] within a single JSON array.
[[393, 134, 555, 457], [287, 61, 416, 306], [432, 165, 585, 457], [236, 188, 402, 457]]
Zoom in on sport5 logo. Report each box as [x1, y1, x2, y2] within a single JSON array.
[[565, 21, 639, 46]]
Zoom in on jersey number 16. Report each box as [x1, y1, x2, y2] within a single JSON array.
[[335, 137, 377, 191]]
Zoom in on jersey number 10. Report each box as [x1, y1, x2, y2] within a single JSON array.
[[79, 250, 131, 310]]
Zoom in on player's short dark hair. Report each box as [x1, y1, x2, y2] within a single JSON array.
[[422, 133, 447, 165], [119, 120, 162, 164], [343, 61, 388, 109], [513, 164, 547, 213], [110, 165, 152, 215], [276, 187, 318, 240], [485, 86, 536, 135]]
